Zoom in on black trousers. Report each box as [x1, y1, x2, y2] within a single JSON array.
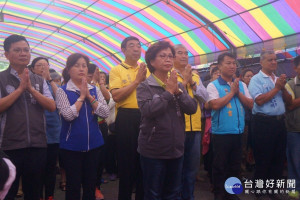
[[60, 147, 101, 200], [252, 114, 286, 184], [96, 122, 108, 187], [116, 108, 143, 200], [4, 147, 46, 200], [203, 140, 213, 184], [106, 134, 117, 175], [40, 143, 59, 198], [212, 134, 242, 197]]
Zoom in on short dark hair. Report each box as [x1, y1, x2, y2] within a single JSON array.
[[49, 68, 56, 73], [210, 67, 220, 76], [241, 68, 254, 78], [145, 41, 175, 73], [210, 63, 218, 68], [217, 52, 236, 64], [99, 71, 108, 85], [121, 36, 140, 49], [62, 53, 89, 83], [30, 57, 49, 69], [88, 63, 97, 74], [4, 34, 30, 52], [294, 55, 300, 68], [99, 71, 107, 77]]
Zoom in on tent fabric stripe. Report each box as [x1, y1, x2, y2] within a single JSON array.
[[0, 0, 299, 72]]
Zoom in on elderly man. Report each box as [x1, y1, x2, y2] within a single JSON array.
[[248, 51, 292, 199], [0, 34, 55, 200], [173, 44, 208, 200], [207, 52, 253, 200], [109, 36, 149, 200]]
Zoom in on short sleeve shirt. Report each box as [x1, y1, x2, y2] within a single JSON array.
[[109, 62, 150, 109], [248, 70, 285, 115], [207, 80, 251, 102]]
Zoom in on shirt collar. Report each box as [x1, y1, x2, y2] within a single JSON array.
[[175, 69, 183, 79], [120, 62, 138, 69], [10, 66, 33, 80], [147, 74, 161, 87], [152, 73, 166, 89], [66, 79, 94, 92], [295, 76, 300, 85], [174, 69, 197, 79], [259, 70, 276, 78], [217, 75, 234, 85], [10, 67, 19, 79]]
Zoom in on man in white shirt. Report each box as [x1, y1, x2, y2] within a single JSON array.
[[206, 52, 253, 200]]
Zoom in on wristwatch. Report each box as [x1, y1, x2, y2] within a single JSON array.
[[48, 79, 54, 83], [77, 98, 84, 102]]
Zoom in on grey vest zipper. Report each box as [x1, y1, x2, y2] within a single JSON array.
[[24, 93, 31, 146]]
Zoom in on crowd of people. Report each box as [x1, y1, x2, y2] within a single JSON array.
[[0, 33, 299, 200]]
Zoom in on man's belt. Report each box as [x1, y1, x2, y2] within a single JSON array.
[[254, 113, 285, 121], [118, 108, 140, 113]]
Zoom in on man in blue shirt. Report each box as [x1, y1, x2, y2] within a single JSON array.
[[207, 52, 253, 200], [248, 51, 292, 199]]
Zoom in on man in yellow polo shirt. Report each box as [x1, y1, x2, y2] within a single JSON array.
[[173, 44, 208, 200], [109, 36, 149, 200]]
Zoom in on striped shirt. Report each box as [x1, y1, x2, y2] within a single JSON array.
[[56, 80, 109, 121]]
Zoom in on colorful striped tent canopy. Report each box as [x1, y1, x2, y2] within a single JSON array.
[[0, 0, 299, 73]]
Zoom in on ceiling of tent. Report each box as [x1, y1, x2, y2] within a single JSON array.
[[0, 0, 299, 73]]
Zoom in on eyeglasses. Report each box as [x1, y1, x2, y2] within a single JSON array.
[[158, 54, 174, 60], [11, 48, 30, 54], [176, 51, 188, 56]]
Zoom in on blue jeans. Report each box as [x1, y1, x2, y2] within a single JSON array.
[[182, 131, 201, 200], [287, 132, 300, 191], [140, 155, 183, 200]]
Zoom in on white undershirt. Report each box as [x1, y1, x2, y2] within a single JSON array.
[[207, 81, 252, 102]]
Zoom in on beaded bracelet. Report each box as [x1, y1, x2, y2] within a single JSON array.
[[91, 99, 97, 105], [90, 97, 96, 103]]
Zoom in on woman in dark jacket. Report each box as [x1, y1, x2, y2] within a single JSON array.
[[136, 41, 197, 200]]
